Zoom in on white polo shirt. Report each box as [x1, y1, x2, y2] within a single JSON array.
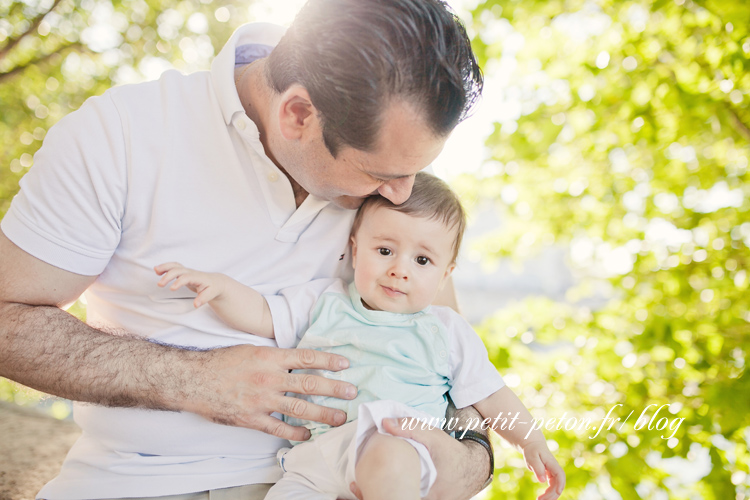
[[2, 23, 356, 499]]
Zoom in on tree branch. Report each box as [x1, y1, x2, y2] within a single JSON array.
[[0, 0, 66, 60], [0, 41, 84, 85]]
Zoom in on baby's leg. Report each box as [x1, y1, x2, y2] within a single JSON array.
[[355, 433, 421, 500]]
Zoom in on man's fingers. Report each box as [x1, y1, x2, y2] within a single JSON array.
[[284, 372, 356, 399], [281, 347, 351, 372], [382, 417, 439, 444], [383, 417, 411, 437], [254, 415, 311, 442], [193, 346, 359, 444], [277, 395, 347, 427], [244, 347, 353, 391]]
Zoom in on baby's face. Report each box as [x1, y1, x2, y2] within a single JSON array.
[[351, 205, 457, 314]]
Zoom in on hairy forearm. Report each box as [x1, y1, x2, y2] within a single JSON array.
[[450, 404, 492, 495], [0, 302, 202, 411]]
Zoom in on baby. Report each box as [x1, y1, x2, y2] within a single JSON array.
[[155, 172, 565, 500]]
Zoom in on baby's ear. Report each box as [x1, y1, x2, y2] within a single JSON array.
[[350, 236, 357, 269], [440, 262, 456, 290], [447, 262, 456, 276]]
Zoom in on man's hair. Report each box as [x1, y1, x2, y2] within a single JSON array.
[[266, 0, 483, 157], [351, 172, 467, 263]]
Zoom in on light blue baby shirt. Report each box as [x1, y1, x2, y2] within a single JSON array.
[[286, 282, 453, 439]]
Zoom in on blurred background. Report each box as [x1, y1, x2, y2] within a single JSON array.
[[0, 0, 748, 498]]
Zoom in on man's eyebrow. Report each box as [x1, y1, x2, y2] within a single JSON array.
[[365, 171, 412, 180]]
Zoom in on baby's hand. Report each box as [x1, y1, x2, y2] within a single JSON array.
[[154, 262, 227, 308], [522, 440, 566, 500]]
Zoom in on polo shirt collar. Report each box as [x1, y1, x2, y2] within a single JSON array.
[[211, 23, 287, 126]]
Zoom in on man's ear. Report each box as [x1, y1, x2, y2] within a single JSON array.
[[278, 85, 317, 141], [350, 236, 357, 269]]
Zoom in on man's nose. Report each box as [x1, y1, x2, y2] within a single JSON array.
[[377, 175, 416, 205]]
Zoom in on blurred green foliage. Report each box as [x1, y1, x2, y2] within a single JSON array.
[[461, 0, 749, 498], [1, 0, 748, 498], [0, 0, 256, 218]]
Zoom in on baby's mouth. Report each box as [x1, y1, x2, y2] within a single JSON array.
[[381, 285, 406, 297]]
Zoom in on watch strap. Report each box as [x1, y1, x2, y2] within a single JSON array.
[[451, 429, 494, 490]]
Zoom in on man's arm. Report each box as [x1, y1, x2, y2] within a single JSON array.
[[0, 230, 356, 442]]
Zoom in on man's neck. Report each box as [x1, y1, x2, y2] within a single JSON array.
[[236, 60, 310, 208]]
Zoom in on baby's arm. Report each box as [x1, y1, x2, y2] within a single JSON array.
[[474, 387, 565, 500], [155, 262, 273, 338]]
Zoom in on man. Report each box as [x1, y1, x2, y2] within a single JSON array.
[[0, 0, 491, 498]]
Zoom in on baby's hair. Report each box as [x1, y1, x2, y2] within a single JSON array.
[[351, 172, 466, 263]]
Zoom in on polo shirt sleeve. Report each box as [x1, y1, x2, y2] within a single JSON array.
[[264, 278, 344, 349], [1, 92, 127, 276], [433, 307, 506, 409]]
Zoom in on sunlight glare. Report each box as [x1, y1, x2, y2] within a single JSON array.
[[249, 0, 306, 26]]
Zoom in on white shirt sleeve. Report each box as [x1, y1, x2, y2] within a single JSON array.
[[264, 278, 347, 348], [432, 306, 506, 409], [1, 92, 128, 275]]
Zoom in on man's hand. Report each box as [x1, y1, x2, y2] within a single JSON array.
[[187, 344, 357, 442], [348, 415, 488, 500]]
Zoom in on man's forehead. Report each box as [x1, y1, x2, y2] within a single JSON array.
[[339, 146, 421, 178], [361, 102, 446, 169], [350, 137, 445, 178]]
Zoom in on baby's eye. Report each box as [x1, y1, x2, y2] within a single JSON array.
[[378, 248, 392, 256], [416, 256, 430, 266]]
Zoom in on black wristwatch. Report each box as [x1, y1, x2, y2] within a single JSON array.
[[451, 429, 494, 490]]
